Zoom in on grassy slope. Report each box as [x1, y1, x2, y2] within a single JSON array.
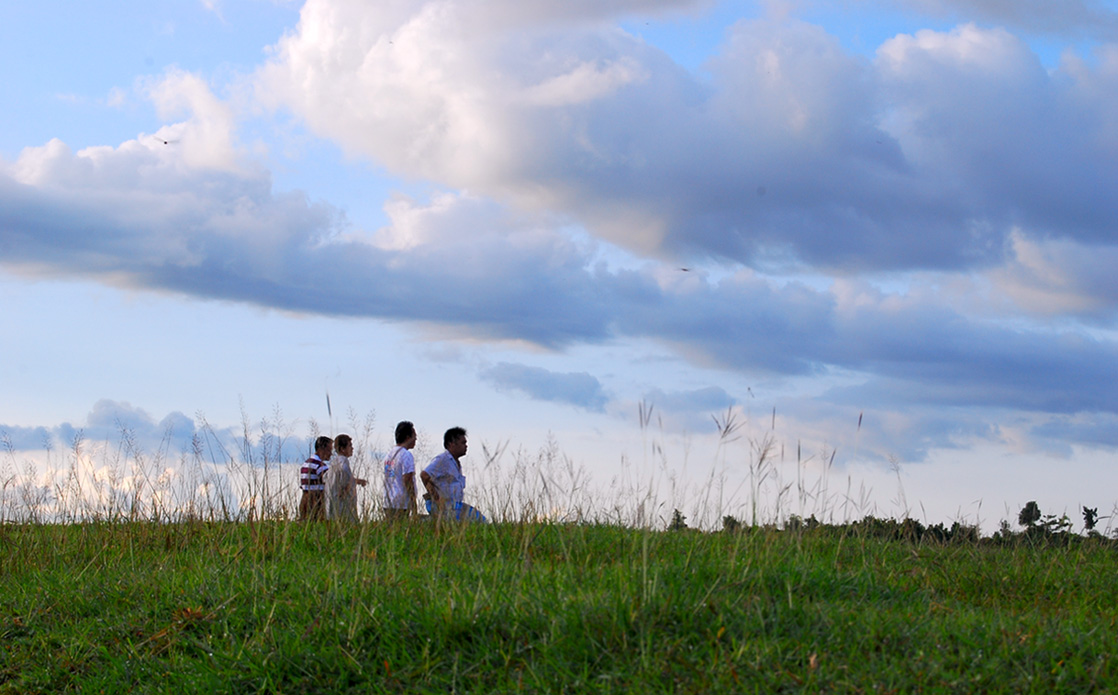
[[2, 521, 1117, 694]]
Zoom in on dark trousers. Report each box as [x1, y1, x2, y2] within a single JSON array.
[[299, 490, 325, 521]]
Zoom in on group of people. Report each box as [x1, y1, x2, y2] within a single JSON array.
[[297, 422, 487, 523]]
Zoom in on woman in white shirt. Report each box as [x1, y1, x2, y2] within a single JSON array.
[[325, 433, 367, 522]]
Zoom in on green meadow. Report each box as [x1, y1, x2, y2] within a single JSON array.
[[4, 518, 1118, 694]]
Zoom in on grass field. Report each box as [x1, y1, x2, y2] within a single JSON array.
[[4, 517, 1118, 693]]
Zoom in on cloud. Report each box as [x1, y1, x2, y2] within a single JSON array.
[[639, 386, 738, 435], [617, 272, 1118, 420], [0, 400, 197, 454], [5, 109, 1118, 425], [0, 401, 315, 466], [0, 426, 55, 452], [255, 4, 1118, 276], [642, 386, 737, 414], [885, 0, 1118, 40], [479, 362, 609, 411], [1032, 413, 1118, 449], [140, 69, 243, 171], [989, 231, 1118, 317], [200, 0, 225, 21], [6, 6, 1118, 463]]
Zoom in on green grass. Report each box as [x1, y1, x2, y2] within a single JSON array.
[[4, 520, 1118, 693]]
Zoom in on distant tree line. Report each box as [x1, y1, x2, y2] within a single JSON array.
[[666, 502, 1115, 547]]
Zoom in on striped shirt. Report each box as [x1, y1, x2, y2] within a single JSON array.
[[300, 454, 329, 492]]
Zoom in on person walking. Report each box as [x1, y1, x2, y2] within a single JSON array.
[[325, 433, 367, 522], [382, 421, 418, 521], [299, 436, 333, 521], [420, 427, 487, 522]]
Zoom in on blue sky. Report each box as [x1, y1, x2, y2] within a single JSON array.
[[5, 0, 1118, 529]]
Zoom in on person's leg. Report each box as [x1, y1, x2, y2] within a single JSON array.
[[456, 502, 488, 523], [426, 499, 453, 520], [384, 508, 408, 522], [343, 496, 359, 523], [309, 491, 326, 521]]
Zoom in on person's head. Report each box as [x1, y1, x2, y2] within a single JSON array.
[[315, 435, 334, 459], [395, 421, 416, 446], [334, 434, 353, 457], [443, 427, 467, 459]]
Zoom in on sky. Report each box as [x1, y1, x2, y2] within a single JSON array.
[[4, 0, 1118, 531]]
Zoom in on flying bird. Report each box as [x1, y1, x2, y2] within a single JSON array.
[[151, 136, 179, 145]]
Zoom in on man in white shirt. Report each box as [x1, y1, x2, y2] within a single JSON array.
[[420, 427, 487, 522], [383, 421, 418, 520]]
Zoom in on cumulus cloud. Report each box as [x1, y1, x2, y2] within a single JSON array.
[[886, 0, 1118, 40], [480, 363, 610, 411], [254, 3, 1118, 276], [5, 94, 1118, 425], [141, 69, 243, 171], [0, 400, 197, 454], [0, 426, 55, 452], [6, 2, 1118, 462], [0, 400, 315, 465]]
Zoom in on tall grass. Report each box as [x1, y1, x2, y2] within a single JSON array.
[[6, 407, 1118, 691], [1, 403, 1111, 538]]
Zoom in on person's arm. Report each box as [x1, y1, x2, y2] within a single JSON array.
[[420, 470, 438, 501], [403, 472, 417, 514]]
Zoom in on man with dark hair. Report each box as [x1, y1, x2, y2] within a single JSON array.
[[383, 421, 418, 521], [325, 433, 367, 522], [299, 435, 333, 521], [420, 427, 487, 522]]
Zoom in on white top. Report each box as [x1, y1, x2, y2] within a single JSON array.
[[383, 445, 416, 510], [325, 453, 358, 521], [423, 450, 466, 505]]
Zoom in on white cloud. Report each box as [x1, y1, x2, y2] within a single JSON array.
[[521, 57, 649, 106], [885, 0, 1118, 40], [141, 69, 244, 172], [0, 400, 198, 454], [255, 4, 1118, 275], [8, 2, 1118, 466], [7, 96, 1118, 433], [106, 86, 128, 108]]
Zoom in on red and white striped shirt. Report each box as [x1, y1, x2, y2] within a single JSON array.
[[300, 455, 328, 492]]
